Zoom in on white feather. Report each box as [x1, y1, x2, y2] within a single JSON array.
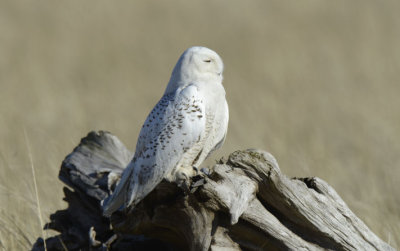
[[103, 46, 229, 216]]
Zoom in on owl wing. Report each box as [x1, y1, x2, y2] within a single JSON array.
[[207, 98, 229, 157], [103, 84, 206, 216]]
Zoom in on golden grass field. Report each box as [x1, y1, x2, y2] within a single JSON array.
[[0, 0, 399, 249]]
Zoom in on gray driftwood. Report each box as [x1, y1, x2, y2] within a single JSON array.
[[32, 131, 394, 251]]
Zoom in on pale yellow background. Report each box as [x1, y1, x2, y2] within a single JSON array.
[[0, 1, 399, 249]]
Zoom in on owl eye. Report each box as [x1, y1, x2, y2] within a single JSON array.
[[203, 59, 211, 63]]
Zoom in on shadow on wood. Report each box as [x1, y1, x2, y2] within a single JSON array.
[[32, 131, 394, 251]]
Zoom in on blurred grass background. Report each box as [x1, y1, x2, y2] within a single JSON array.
[[0, 0, 399, 249]]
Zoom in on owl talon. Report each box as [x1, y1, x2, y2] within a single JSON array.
[[190, 175, 206, 193], [177, 180, 191, 195], [200, 167, 210, 176], [176, 172, 191, 195], [192, 166, 210, 176], [181, 181, 191, 195]]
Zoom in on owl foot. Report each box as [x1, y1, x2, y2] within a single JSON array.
[[200, 167, 210, 176], [190, 175, 207, 193], [177, 168, 208, 194], [176, 172, 191, 195], [181, 181, 191, 195], [192, 166, 210, 176]]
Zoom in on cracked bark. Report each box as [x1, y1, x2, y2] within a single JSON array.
[[32, 131, 394, 251]]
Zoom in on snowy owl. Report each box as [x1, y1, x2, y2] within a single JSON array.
[[103, 46, 229, 216]]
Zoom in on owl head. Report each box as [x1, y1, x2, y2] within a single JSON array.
[[165, 46, 224, 94]]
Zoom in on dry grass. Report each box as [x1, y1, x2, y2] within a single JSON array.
[[23, 129, 47, 250], [0, 0, 399, 249]]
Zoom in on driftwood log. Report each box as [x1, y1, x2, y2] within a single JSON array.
[[32, 131, 394, 251]]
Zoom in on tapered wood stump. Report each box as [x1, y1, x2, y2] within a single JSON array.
[[32, 131, 394, 251]]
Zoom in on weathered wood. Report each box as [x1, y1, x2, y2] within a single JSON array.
[[32, 131, 395, 251]]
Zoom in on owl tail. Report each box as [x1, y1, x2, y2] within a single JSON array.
[[102, 160, 167, 217], [102, 163, 135, 217]]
